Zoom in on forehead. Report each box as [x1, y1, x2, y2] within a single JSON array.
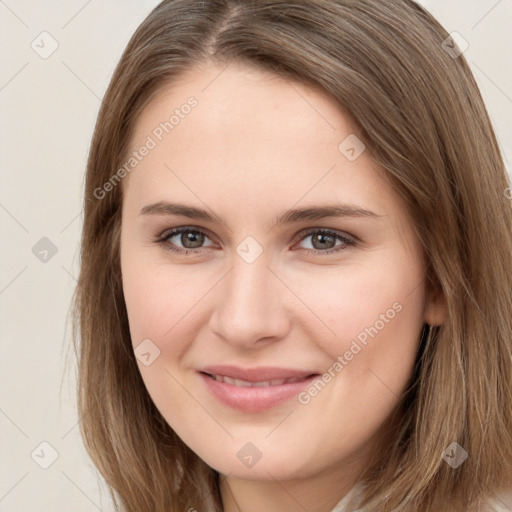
[[132, 60, 358, 151], [123, 61, 399, 225]]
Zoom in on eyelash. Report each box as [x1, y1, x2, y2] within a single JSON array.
[[154, 226, 356, 256]]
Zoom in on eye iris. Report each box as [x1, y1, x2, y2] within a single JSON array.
[[312, 233, 335, 250], [182, 231, 204, 249]]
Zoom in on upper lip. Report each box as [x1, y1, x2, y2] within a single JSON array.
[[199, 365, 318, 382]]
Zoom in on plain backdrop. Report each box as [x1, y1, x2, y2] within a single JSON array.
[[1, 1, 511, 510]]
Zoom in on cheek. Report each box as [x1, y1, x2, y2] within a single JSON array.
[[290, 255, 425, 355], [124, 269, 186, 347], [282, 259, 425, 455], [289, 256, 426, 423], [121, 251, 210, 420], [121, 246, 218, 362]]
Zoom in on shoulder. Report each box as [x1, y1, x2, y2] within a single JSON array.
[[330, 485, 512, 512], [485, 487, 512, 511]]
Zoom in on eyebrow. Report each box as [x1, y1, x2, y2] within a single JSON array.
[[139, 201, 383, 227]]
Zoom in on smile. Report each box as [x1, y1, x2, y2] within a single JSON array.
[[198, 370, 319, 412], [206, 373, 311, 387]]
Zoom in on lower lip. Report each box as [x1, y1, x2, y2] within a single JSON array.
[[198, 372, 318, 413]]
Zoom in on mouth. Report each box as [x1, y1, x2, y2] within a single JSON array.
[[202, 372, 315, 387], [197, 367, 320, 413]]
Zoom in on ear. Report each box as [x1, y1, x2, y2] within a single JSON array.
[[424, 281, 448, 326]]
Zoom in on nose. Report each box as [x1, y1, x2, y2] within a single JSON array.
[[208, 254, 292, 350]]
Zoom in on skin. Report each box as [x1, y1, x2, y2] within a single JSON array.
[[120, 60, 447, 512]]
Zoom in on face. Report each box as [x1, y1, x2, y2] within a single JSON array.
[[120, 60, 445, 483]]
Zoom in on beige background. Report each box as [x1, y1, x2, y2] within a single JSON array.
[[1, 1, 511, 510]]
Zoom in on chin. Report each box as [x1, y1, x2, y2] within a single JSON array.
[[199, 442, 322, 481]]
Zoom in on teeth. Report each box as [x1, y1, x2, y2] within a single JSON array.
[[252, 381, 270, 387], [232, 377, 252, 387], [210, 374, 309, 387]]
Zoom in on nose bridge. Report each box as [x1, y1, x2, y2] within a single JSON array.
[[228, 255, 271, 309], [209, 251, 289, 346]]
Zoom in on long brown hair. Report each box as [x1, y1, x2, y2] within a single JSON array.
[[72, 1, 512, 510]]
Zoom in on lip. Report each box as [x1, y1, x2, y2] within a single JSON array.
[[198, 365, 319, 413]]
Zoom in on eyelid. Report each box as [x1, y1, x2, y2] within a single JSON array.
[[292, 226, 357, 245], [158, 225, 217, 243]]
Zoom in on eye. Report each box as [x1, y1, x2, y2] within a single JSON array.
[[155, 226, 356, 256], [294, 228, 356, 254], [156, 226, 216, 254]]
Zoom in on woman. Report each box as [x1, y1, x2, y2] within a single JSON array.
[[73, 1, 512, 511]]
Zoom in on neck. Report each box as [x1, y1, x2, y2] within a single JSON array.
[[219, 457, 364, 512]]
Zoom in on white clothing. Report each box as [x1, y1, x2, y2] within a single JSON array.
[[329, 483, 364, 512], [329, 483, 512, 512]]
